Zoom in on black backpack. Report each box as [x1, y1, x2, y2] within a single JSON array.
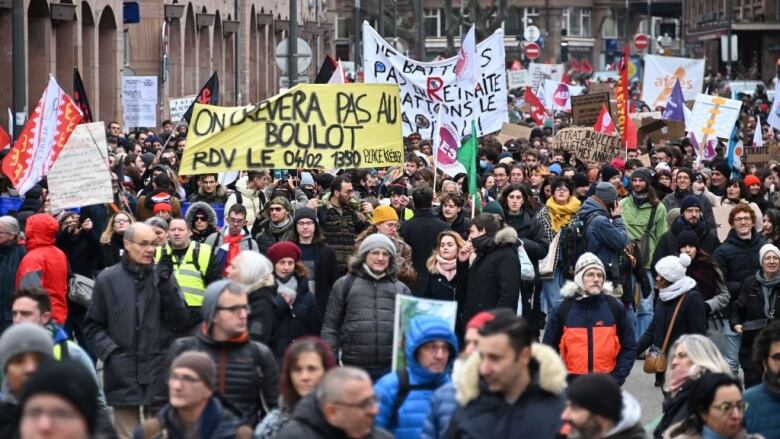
[[389, 368, 438, 430], [558, 212, 597, 280]]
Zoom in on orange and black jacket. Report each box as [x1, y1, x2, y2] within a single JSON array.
[[542, 289, 636, 385]]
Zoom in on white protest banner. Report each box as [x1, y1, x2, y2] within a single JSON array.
[[363, 21, 507, 139], [528, 63, 564, 90], [686, 94, 743, 140], [392, 294, 457, 371], [47, 122, 113, 210], [507, 70, 531, 89], [641, 55, 705, 109], [122, 76, 158, 128], [554, 127, 622, 164], [539, 79, 571, 112], [169, 95, 196, 122]]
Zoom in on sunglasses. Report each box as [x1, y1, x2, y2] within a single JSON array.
[[194, 216, 208, 222]]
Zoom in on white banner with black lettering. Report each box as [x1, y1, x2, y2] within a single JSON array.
[[362, 21, 507, 139]]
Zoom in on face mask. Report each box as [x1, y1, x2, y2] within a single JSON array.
[[302, 188, 316, 199], [479, 160, 488, 169]]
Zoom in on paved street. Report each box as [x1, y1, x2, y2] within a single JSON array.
[[624, 360, 665, 428]]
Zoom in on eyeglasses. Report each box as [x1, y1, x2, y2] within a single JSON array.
[[769, 353, 780, 362], [332, 395, 379, 411], [128, 240, 157, 249], [216, 304, 250, 314], [297, 220, 315, 226], [114, 218, 129, 225], [194, 216, 208, 222], [420, 342, 450, 355], [554, 187, 570, 193], [227, 218, 246, 225], [22, 407, 82, 423], [710, 401, 748, 414], [734, 217, 752, 224], [169, 372, 202, 384]]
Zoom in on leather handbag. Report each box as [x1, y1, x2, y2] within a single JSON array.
[[644, 293, 687, 374]]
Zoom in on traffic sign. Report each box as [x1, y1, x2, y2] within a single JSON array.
[[524, 42, 541, 60], [275, 38, 312, 74], [634, 34, 650, 50], [524, 25, 541, 42]]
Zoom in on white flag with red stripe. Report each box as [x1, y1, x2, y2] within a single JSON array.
[[328, 60, 346, 84], [1, 77, 82, 195], [455, 26, 480, 90], [593, 104, 617, 135]]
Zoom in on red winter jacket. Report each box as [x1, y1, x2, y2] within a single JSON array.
[[16, 214, 69, 324]]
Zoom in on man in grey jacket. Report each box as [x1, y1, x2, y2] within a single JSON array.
[[85, 222, 188, 439]]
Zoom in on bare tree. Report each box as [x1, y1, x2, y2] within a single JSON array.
[[467, 0, 508, 39]]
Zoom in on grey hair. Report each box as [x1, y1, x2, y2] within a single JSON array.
[[144, 216, 169, 232], [231, 251, 275, 290], [0, 216, 20, 237], [123, 222, 153, 242], [316, 367, 371, 405], [664, 334, 732, 392]]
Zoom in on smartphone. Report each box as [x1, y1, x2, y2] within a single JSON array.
[[273, 169, 290, 181]]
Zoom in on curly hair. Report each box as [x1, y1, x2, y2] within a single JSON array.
[[727, 203, 756, 227], [753, 320, 780, 374]]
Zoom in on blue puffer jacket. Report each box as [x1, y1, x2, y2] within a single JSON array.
[[578, 197, 629, 282], [421, 381, 458, 439], [374, 315, 459, 439], [743, 383, 780, 438]]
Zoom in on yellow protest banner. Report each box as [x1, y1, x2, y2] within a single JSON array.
[[180, 84, 404, 174]]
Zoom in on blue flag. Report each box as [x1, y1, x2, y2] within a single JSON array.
[[727, 123, 743, 179], [661, 80, 686, 122]]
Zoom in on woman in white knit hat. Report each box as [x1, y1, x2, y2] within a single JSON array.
[[637, 253, 707, 387]]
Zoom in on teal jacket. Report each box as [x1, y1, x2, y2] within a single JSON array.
[[619, 196, 668, 268]]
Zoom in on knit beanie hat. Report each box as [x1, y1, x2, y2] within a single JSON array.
[[676, 167, 694, 182], [630, 168, 654, 187], [655, 253, 692, 283], [566, 374, 622, 424], [601, 166, 621, 182], [677, 229, 700, 250], [744, 175, 761, 187], [300, 171, 315, 186], [713, 160, 731, 178], [572, 173, 590, 189], [548, 163, 562, 176], [357, 233, 396, 258], [680, 195, 701, 213], [20, 360, 99, 433], [574, 252, 605, 291], [0, 322, 53, 371], [655, 162, 672, 176], [268, 196, 293, 213], [483, 200, 505, 220], [141, 152, 156, 167], [171, 351, 216, 391], [760, 244, 780, 265], [152, 202, 172, 215], [610, 157, 626, 172], [594, 182, 618, 204], [293, 207, 318, 225], [0, 215, 20, 236], [372, 205, 400, 225], [267, 241, 302, 264]]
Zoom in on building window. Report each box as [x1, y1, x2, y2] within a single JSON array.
[[562, 7, 591, 37], [336, 13, 351, 39], [504, 7, 539, 36], [424, 8, 443, 37], [601, 8, 626, 38]]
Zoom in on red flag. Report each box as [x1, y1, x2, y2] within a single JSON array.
[[524, 88, 549, 125], [581, 60, 593, 74], [1, 77, 82, 195], [615, 46, 638, 149], [570, 59, 581, 72], [593, 104, 617, 135], [0, 125, 10, 150]]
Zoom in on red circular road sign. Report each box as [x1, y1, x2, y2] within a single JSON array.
[[634, 34, 650, 50], [524, 42, 541, 60]]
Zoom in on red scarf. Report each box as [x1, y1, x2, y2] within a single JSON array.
[[222, 233, 243, 275]]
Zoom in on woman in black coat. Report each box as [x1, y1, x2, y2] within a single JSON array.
[[99, 211, 135, 267], [424, 230, 470, 302], [638, 253, 707, 386], [291, 208, 340, 317], [731, 243, 780, 388], [225, 250, 277, 345]]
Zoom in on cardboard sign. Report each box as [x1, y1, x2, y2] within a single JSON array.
[[572, 93, 611, 126], [638, 154, 652, 168], [180, 84, 404, 175], [744, 141, 780, 169], [47, 122, 113, 210], [363, 22, 508, 139], [554, 127, 622, 164], [712, 205, 732, 243], [496, 123, 533, 144]]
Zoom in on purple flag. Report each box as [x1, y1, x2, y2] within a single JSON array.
[[662, 80, 686, 122]]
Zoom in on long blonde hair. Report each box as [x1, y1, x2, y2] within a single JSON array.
[[100, 211, 136, 244], [426, 230, 467, 273], [664, 334, 732, 393]]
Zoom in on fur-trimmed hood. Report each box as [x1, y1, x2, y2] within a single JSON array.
[[185, 201, 218, 226], [453, 342, 567, 406], [560, 280, 618, 299], [494, 226, 518, 245]]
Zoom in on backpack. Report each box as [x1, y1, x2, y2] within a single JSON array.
[[558, 212, 597, 280], [389, 368, 438, 430], [556, 295, 625, 329]]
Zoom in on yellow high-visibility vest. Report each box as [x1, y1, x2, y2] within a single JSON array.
[[155, 241, 212, 306]]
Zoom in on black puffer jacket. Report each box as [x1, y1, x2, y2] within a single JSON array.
[[714, 229, 766, 317], [461, 227, 522, 330], [156, 329, 279, 426], [652, 218, 720, 272], [270, 274, 322, 361], [136, 396, 252, 439], [248, 284, 278, 347], [276, 393, 393, 439], [731, 275, 780, 387], [320, 257, 411, 376], [424, 260, 469, 302], [56, 228, 103, 276]]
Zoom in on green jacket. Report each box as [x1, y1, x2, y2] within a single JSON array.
[[619, 196, 668, 268]]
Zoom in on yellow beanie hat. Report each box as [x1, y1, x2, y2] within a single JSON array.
[[372, 205, 399, 225]]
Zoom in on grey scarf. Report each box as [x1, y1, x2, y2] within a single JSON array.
[[269, 216, 292, 235], [755, 270, 780, 318]]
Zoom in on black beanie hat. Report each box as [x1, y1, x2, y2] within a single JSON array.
[[712, 160, 731, 178], [630, 168, 654, 187], [572, 173, 590, 188], [20, 360, 99, 433], [678, 229, 700, 250], [294, 207, 318, 226], [601, 166, 621, 183], [676, 167, 694, 182], [566, 373, 622, 424]]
